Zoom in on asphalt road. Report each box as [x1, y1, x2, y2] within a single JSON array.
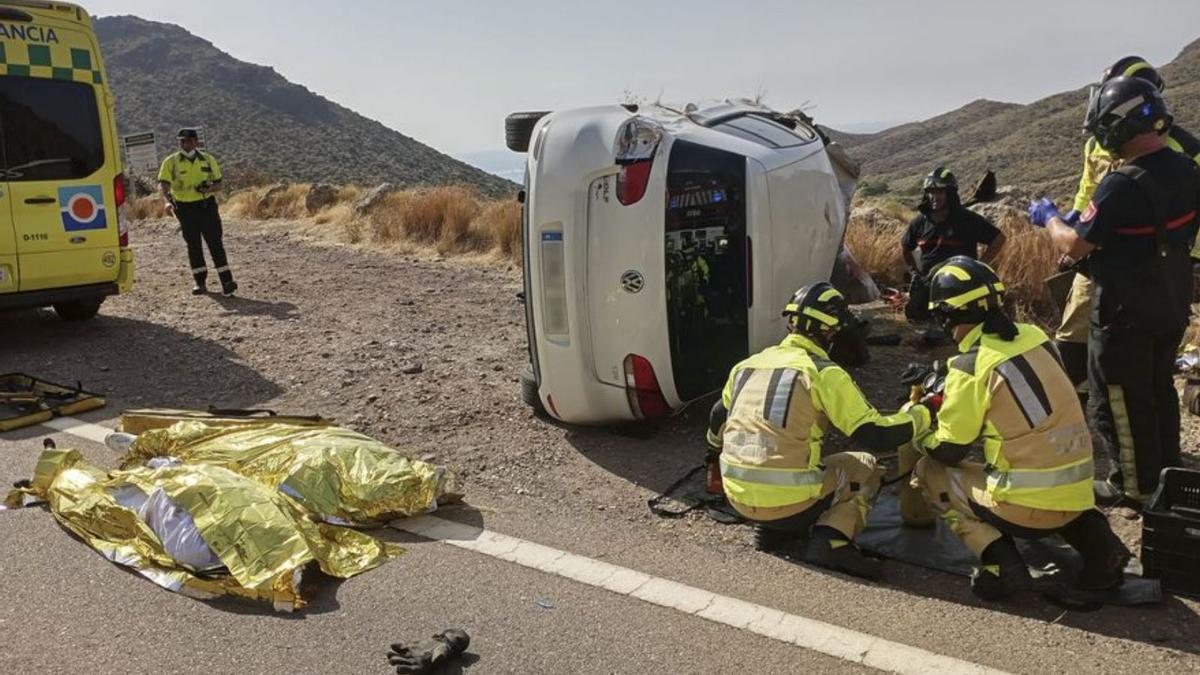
[[1, 218, 1198, 674]]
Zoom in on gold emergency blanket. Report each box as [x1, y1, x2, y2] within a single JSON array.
[[4, 447, 401, 611], [119, 421, 456, 524]]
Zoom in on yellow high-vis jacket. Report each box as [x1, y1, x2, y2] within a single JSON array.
[[918, 323, 1095, 512]]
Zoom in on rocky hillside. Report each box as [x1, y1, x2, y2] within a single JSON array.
[[95, 16, 515, 197], [841, 37, 1200, 199]]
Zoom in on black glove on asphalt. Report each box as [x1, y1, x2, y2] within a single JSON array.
[[387, 629, 470, 674]]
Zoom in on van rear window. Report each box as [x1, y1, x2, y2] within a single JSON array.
[[714, 115, 815, 149], [0, 76, 103, 181]]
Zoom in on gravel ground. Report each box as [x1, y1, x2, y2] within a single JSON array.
[[4, 214, 1198, 559], [2, 216, 1198, 669]]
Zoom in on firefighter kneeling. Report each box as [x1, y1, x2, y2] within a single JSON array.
[[910, 257, 1130, 601], [707, 282, 932, 579]]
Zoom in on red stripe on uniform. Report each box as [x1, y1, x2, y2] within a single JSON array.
[[1114, 210, 1197, 235]]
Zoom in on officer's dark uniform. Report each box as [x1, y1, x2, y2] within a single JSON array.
[[158, 137, 235, 295], [1076, 147, 1200, 499], [901, 204, 1001, 321]]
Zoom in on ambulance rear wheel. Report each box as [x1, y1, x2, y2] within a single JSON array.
[[506, 111, 550, 152], [53, 298, 103, 321], [520, 365, 548, 417]]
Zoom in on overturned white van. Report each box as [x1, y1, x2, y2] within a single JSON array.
[[507, 101, 859, 425]]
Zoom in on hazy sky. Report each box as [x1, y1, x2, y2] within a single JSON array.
[[84, 0, 1200, 159]]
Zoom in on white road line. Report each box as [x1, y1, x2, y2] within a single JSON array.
[[39, 416, 1008, 674], [39, 415, 117, 444], [392, 515, 1010, 675]]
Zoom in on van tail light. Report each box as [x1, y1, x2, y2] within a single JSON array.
[[114, 174, 129, 247], [623, 354, 672, 419], [614, 117, 662, 206], [114, 173, 126, 207], [616, 161, 652, 206]]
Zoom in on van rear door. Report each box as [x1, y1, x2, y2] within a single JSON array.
[[2, 28, 116, 292], [585, 163, 668, 389]]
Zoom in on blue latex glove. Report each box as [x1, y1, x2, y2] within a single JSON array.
[[1063, 209, 1081, 226], [1028, 198, 1061, 228]]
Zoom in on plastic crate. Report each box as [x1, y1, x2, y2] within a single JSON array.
[[1141, 468, 1200, 599]]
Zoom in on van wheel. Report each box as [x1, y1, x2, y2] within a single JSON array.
[[53, 298, 104, 321], [506, 111, 550, 152], [520, 365, 548, 417]]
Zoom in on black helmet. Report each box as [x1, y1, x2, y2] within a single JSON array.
[[927, 257, 1006, 333], [1085, 76, 1172, 153], [782, 282, 853, 340], [177, 127, 200, 140], [1101, 55, 1164, 90], [920, 165, 960, 211], [922, 165, 958, 192]]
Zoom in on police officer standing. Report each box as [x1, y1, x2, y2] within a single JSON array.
[[900, 166, 1006, 322], [911, 257, 1130, 600], [159, 128, 237, 296], [1030, 77, 1200, 504], [1052, 56, 1200, 391], [707, 283, 932, 579]]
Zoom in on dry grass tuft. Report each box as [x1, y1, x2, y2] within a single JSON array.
[[478, 200, 523, 259], [127, 195, 167, 220], [224, 184, 311, 220], [163, 182, 525, 262]]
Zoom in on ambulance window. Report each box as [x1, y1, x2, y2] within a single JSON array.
[[0, 77, 104, 181], [715, 115, 814, 148]]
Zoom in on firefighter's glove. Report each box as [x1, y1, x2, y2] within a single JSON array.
[[900, 400, 936, 435], [1027, 198, 1060, 228], [1063, 209, 1081, 226], [899, 362, 933, 386], [387, 629, 470, 675]]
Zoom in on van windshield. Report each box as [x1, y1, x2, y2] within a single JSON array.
[[0, 77, 103, 181], [665, 140, 749, 401]]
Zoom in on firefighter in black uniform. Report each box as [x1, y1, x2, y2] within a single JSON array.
[[1030, 77, 1200, 504], [901, 167, 1006, 322]]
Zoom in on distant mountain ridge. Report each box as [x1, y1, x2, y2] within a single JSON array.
[[834, 38, 1200, 199], [95, 16, 515, 196]]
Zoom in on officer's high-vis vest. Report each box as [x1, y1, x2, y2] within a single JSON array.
[[925, 323, 1094, 511]]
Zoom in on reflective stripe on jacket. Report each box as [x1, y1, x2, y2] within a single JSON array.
[[920, 323, 1095, 511], [719, 334, 926, 511]]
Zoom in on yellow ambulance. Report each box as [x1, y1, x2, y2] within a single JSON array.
[[0, 1, 132, 320]]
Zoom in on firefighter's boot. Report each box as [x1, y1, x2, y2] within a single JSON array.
[[804, 526, 882, 580], [970, 536, 1032, 601]]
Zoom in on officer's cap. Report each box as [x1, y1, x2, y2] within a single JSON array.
[[177, 128, 200, 140]]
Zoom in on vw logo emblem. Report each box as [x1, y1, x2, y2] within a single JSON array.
[[620, 270, 645, 294]]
